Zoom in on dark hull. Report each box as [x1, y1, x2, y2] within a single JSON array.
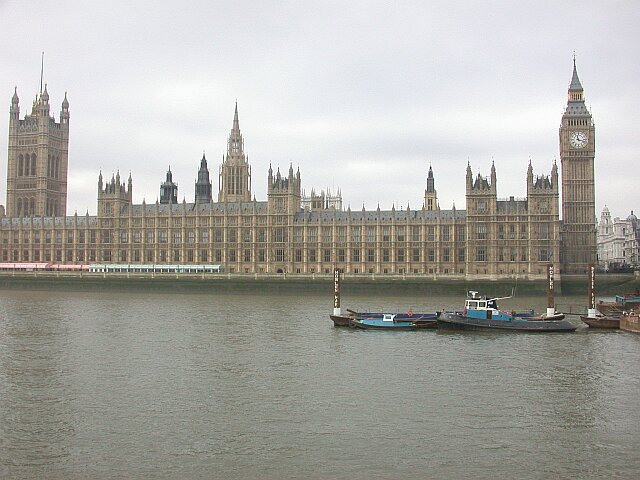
[[330, 314, 353, 327], [411, 319, 438, 329], [352, 312, 439, 321], [580, 315, 620, 329], [437, 312, 577, 332]]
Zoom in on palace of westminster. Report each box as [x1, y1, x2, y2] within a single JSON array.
[[0, 62, 598, 277]]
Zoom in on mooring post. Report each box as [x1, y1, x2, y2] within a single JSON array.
[[333, 267, 341, 316], [546, 263, 555, 317], [587, 263, 598, 317]]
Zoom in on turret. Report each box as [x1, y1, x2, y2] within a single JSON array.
[[160, 166, 178, 204], [195, 152, 212, 204], [267, 164, 302, 213], [97, 170, 133, 216], [9, 87, 19, 124], [60, 92, 69, 125], [424, 165, 439, 211]]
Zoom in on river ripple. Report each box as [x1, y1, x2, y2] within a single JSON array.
[[0, 289, 639, 479]]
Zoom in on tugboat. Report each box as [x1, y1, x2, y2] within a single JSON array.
[[437, 291, 577, 332], [580, 264, 619, 329], [437, 264, 577, 332]]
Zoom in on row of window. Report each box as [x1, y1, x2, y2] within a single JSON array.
[[4, 246, 552, 265], [16, 153, 62, 179], [2, 247, 466, 265], [13, 197, 61, 218]]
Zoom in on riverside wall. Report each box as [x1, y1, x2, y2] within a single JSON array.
[[0, 272, 638, 296]]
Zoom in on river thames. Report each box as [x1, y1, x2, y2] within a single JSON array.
[[1, 288, 639, 479]]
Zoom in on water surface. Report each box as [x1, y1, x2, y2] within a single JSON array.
[[1, 289, 638, 479]]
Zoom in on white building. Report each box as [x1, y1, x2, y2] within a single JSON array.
[[597, 206, 639, 271]]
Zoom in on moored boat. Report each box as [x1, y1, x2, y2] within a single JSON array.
[[329, 268, 439, 328], [351, 313, 437, 330], [580, 314, 620, 329], [620, 310, 640, 333], [330, 313, 353, 327], [596, 293, 640, 318], [437, 290, 577, 332]]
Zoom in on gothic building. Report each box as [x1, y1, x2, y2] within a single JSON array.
[[560, 59, 597, 273], [0, 62, 596, 277], [6, 85, 70, 218]]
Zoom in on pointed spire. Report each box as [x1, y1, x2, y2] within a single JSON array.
[[569, 55, 583, 92], [233, 100, 239, 130]]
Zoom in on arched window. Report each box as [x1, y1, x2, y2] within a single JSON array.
[[47, 155, 51, 177], [55, 156, 59, 179], [18, 154, 23, 177], [31, 154, 36, 176], [17, 198, 23, 217], [29, 198, 35, 216]]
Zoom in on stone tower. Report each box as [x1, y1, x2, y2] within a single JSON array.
[[560, 59, 596, 273], [527, 160, 561, 267], [424, 165, 439, 211], [194, 152, 212, 204], [160, 167, 178, 204], [465, 162, 498, 269], [97, 171, 132, 217], [6, 85, 70, 217], [218, 103, 251, 202], [267, 164, 302, 214]]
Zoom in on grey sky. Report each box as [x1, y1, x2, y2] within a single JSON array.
[[1, 1, 638, 219]]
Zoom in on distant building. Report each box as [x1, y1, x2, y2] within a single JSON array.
[[0, 61, 597, 277], [598, 207, 640, 270]]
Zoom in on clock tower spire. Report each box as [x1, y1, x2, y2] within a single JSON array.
[[559, 57, 596, 273]]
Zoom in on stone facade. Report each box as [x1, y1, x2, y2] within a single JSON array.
[[560, 59, 597, 273], [597, 207, 640, 271], [6, 86, 70, 218], [1, 63, 595, 278]]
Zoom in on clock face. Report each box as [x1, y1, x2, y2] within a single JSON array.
[[570, 131, 588, 148]]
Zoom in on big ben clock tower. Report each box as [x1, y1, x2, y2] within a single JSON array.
[[560, 58, 597, 273]]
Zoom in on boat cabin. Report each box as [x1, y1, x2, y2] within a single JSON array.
[[464, 291, 512, 321]]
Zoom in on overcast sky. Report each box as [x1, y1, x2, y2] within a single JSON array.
[[1, 1, 638, 219]]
